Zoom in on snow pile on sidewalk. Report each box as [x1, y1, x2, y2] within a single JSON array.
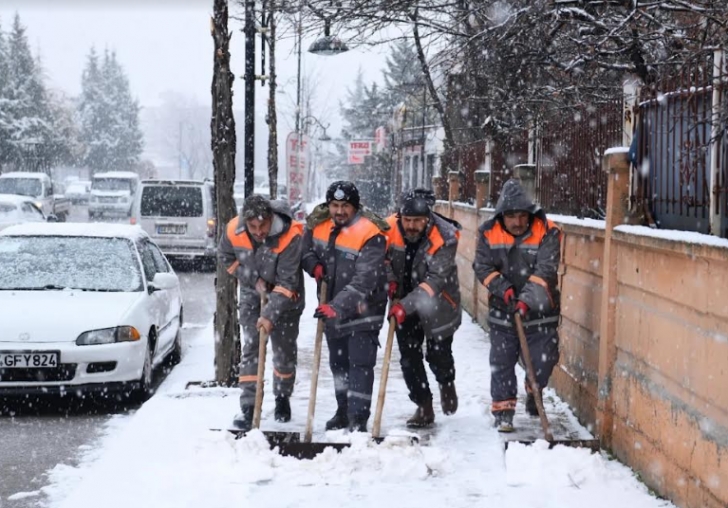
[[41, 278, 673, 508]]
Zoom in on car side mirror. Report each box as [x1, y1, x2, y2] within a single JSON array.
[[148, 272, 178, 294], [46, 214, 59, 223]]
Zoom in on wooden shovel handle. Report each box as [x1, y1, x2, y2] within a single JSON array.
[[304, 282, 327, 443], [514, 312, 554, 441], [252, 293, 269, 430], [372, 302, 398, 439]]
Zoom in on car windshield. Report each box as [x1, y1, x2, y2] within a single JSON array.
[[140, 185, 203, 217], [67, 183, 89, 193], [0, 236, 143, 291], [0, 178, 42, 197], [93, 178, 132, 192]]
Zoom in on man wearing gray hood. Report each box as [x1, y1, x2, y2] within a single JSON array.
[[218, 194, 305, 432], [473, 178, 562, 432]]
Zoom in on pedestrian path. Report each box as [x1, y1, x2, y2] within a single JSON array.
[[42, 276, 673, 508]]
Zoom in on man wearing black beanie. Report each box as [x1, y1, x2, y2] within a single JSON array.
[[301, 180, 388, 433], [384, 188, 462, 428]]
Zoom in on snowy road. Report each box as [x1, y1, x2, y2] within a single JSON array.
[[0, 257, 215, 508]]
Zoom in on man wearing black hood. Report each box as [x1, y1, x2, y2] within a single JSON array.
[[473, 178, 562, 432], [301, 181, 388, 433]]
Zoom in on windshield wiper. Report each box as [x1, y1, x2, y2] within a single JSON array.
[[75, 288, 124, 292], [0, 284, 68, 291]]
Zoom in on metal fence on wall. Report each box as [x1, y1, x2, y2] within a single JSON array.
[[634, 51, 727, 236], [537, 101, 622, 216]]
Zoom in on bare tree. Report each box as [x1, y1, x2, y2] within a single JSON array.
[[211, 0, 240, 386]]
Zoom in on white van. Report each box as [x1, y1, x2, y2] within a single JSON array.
[[88, 171, 140, 219], [131, 179, 216, 262]]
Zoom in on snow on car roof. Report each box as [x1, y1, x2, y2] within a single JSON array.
[[93, 171, 140, 179], [0, 193, 36, 205], [0, 172, 50, 180], [0, 222, 149, 241], [141, 179, 208, 185]]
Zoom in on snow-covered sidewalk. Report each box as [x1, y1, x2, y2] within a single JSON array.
[[41, 276, 672, 508]]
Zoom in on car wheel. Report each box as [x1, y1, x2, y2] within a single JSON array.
[[166, 310, 183, 366], [132, 334, 155, 402]]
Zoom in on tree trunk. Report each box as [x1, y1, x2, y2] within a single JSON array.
[[211, 0, 240, 386], [267, 0, 279, 198]]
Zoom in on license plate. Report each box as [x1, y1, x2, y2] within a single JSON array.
[[157, 224, 186, 235], [0, 351, 60, 368]]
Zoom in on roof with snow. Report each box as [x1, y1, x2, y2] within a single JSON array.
[[0, 172, 51, 180], [93, 171, 140, 179], [0, 222, 149, 241]]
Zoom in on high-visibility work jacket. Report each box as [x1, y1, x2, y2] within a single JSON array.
[[218, 208, 305, 323], [384, 212, 462, 339], [302, 213, 387, 335]]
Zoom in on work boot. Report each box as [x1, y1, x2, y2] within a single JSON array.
[[231, 406, 254, 433], [493, 410, 515, 433], [525, 392, 539, 417], [439, 382, 458, 415], [348, 415, 368, 433], [274, 396, 291, 422], [325, 407, 349, 431], [406, 400, 435, 428]]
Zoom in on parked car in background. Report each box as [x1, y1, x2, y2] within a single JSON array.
[[88, 171, 140, 219], [0, 223, 183, 400], [65, 180, 92, 204], [0, 172, 71, 221], [131, 179, 217, 265], [0, 194, 55, 231]]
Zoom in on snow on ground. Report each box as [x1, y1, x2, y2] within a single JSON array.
[[39, 275, 673, 508]]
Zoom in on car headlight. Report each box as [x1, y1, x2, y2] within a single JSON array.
[[34, 201, 43, 209], [76, 326, 141, 345]]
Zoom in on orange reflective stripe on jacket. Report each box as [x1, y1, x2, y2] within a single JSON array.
[[483, 217, 558, 248], [385, 215, 404, 250], [271, 221, 303, 254], [226, 218, 253, 250], [312, 216, 381, 254]]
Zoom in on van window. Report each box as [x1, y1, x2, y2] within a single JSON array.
[[93, 178, 133, 192], [140, 185, 203, 217]]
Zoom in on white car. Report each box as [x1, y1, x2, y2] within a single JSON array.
[[0, 194, 52, 231], [0, 223, 183, 401]]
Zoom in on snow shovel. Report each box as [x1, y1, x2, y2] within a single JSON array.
[[255, 282, 354, 458], [504, 312, 600, 451]]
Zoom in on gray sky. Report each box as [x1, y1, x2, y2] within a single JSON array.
[[0, 0, 391, 136]]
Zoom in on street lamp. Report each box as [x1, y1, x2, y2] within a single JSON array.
[[308, 19, 349, 55]]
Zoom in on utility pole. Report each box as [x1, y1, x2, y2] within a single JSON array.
[[243, 0, 256, 197], [295, 1, 304, 202], [421, 86, 426, 186]]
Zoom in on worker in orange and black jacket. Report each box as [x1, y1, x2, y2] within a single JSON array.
[[473, 178, 562, 433], [218, 195, 305, 433], [384, 188, 462, 429], [301, 181, 388, 433]]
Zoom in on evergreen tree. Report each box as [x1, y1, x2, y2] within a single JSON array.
[[0, 18, 11, 169], [78, 47, 143, 174], [4, 13, 52, 171], [340, 68, 388, 139]]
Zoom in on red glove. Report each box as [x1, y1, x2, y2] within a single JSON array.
[[503, 287, 515, 306], [514, 301, 529, 317], [313, 264, 325, 283], [387, 281, 398, 300], [314, 304, 337, 320], [388, 303, 407, 326]]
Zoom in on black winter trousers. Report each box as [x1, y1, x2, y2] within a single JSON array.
[[396, 315, 455, 405], [326, 330, 379, 422], [489, 324, 559, 412]]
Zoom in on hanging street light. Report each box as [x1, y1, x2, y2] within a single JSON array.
[[308, 19, 349, 55]]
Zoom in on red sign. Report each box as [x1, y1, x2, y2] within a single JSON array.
[[285, 132, 309, 202], [348, 140, 373, 165]]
